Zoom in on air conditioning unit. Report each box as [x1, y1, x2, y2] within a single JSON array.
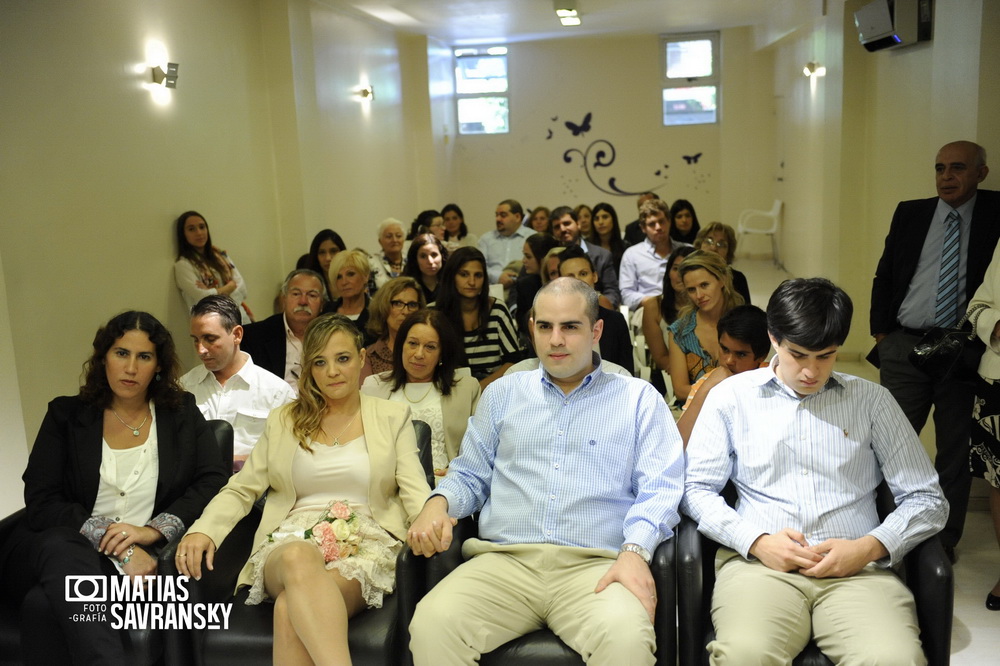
[[854, 0, 933, 52]]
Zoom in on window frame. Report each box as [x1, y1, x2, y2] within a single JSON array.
[[660, 31, 720, 127], [454, 47, 510, 136]]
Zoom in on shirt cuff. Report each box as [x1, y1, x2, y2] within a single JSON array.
[[80, 516, 114, 550], [147, 513, 185, 543], [867, 526, 902, 566], [623, 525, 661, 555], [431, 489, 463, 520]]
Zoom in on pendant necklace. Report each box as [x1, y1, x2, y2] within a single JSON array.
[[402, 383, 434, 403], [112, 408, 148, 437], [331, 408, 361, 446]]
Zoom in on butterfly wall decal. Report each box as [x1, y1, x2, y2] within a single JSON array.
[[565, 112, 592, 137], [682, 152, 703, 164]]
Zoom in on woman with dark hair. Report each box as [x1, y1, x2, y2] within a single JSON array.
[[694, 222, 752, 304], [177, 314, 431, 664], [403, 233, 448, 303], [513, 233, 560, 339], [588, 202, 628, 275], [297, 229, 347, 298], [669, 199, 701, 245], [525, 206, 552, 234], [642, 246, 696, 394], [441, 203, 478, 253], [434, 247, 519, 388], [574, 203, 594, 238], [1, 311, 227, 663], [361, 276, 425, 383], [407, 210, 443, 241], [363, 309, 480, 483], [174, 210, 254, 323], [667, 251, 744, 401]]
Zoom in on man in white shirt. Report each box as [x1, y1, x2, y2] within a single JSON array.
[[683, 278, 947, 663], [180, 295, 295, 472], [478, 198, 532, 285], [551, 205, 621, 307], [619, 198, 689, 312]]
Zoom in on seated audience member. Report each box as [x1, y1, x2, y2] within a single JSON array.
[[588, 202, 629, 276], [575, 203, 594, 238], [623, 192, 660, 246], [683, 278, 947, 664], [676, 305, 768, 445], [242, 269, 327, 393], [505, 354, 633, 377], [435, 247, 520, 388], [370, 218, 407, 291], [641, 246, 696, 395], [558, 245, 634, 374], [479, 199, 532, 286], [525, 206, 552, 234], [695, 222, 751, 304], [514, 233, 561, 343], [296, 229, 346, 300], [551, 205, 621, 308], [328, 249, 373, 337], [403, 233, 448, 303], [407, 278, 685, 665], [176, 314, 431, 665], [181, 295, 295, 472], [667, 251, 744, 402], [669, 198, 701, 245], [0, 311, 227, 664], [362, 309, 479, 483], [619, 198, 690, 313], [361, 277, 424, 383], [174, 210, 254, 323], [541, 246, 567, 285], [441, 203, 478, 253], [408, 209, 443, 240]]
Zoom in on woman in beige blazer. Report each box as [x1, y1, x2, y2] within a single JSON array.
[[362, 308, 481, 482], [176, 314, 431, 665]]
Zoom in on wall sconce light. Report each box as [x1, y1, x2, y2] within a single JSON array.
[[354, 85, 375, 101], [802, 61, 826, 77], [554, 0, 581, 26], [152, 62, 180, 88]]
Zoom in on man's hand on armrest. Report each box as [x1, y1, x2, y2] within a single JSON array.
[[748, 529, 824, 572], [799, 535, 888, 578], [406, 495, 457, 557]]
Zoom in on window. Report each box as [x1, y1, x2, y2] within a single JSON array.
[[661, 32, 719, 126], [455, 47, 509, 135]]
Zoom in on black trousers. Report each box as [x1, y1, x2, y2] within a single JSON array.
[[878, 329, 974, 548]]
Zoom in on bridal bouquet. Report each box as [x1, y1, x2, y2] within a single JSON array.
[[268, 500, 361, 562]]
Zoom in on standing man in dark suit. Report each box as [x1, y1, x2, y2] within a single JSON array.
[[240, 268, 326, 395], [870, 140, 999, 557]]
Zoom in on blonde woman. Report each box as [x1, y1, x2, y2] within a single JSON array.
[[176, 314, 431, 665], [327, 249, 372, 337], [667, 251, 744, 401]]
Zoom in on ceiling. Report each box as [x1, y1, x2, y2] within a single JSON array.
[[335, 0, 784, 45]]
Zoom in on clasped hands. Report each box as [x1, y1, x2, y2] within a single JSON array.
[[407, 496, 457, 557], [749, 528, 888, 578], [98, 522, 161, 579]]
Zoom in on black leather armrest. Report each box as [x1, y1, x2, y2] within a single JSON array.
[[677, 516, 707, 666], [904, 535, 953, 666], [652, 537, 676, 666], [425, 516, 476, 589]]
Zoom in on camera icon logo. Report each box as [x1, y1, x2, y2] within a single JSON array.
[[65, 575, 107, 603]]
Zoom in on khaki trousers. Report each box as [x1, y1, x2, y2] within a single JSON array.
[[410, 539, 655, 665], [708, 548, 925, 666]]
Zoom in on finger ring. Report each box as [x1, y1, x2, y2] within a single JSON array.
[[121, 531, 127, 537], [179, 554, 187, 558]]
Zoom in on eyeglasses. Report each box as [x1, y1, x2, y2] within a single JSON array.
[[287, 289, 322, 300], [391, 300, 421, 312], [702, 238, 729, 250]]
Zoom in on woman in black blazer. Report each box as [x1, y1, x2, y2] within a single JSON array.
[[1, 311, 228, 664]]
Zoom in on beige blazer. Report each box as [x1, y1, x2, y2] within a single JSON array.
[[187, 395, 431, 590], [361, 373, 481, 463]]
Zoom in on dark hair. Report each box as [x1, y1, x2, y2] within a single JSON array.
[[408, 210, 441, 240], [404, 233, 449, 281], [435, 246, 491, 341], [499, 199, 524, 218], [718, 305, 770, 359], [557, 244, 594, 271], [299, 229, 346, 295], [525, 233, 560, 271], [524, 206, 552, 233], [587, 202, 626, 268], [388, 309, 465, 396], [659, 246, 697, 323], [80, 311, 184, 410], [549, 205, 576, 224], [191, 295, 242, 332], [669, 199, 701, 244], [175, 211, 233, 283], [767, 278, 853, 349], [441, 203, 468, 240]]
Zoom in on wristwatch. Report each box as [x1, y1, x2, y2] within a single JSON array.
[[619, 542, 652, 564]]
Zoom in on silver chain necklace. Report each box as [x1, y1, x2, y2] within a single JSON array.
[[111, 408, 148, 437], [330, 408, 361, 446]]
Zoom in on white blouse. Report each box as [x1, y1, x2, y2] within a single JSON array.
[[92, 404, 159, 527], [291, 435, 372, 517]]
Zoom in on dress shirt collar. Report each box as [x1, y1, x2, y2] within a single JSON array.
[[745, 354, 845, 399], [936, 192, 977, 222], [185, 351, 252, 389], [538, 351, 604, 398]]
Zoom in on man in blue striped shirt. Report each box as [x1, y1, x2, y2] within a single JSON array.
[[408, 277, 684, 665], [684, 278, 947, 664]]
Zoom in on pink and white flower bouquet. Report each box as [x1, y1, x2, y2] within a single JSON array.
[[268, 501, 362, 563]]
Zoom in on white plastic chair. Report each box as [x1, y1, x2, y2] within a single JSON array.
[[736, 199, 782, 267]]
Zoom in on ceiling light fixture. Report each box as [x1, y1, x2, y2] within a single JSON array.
[[354, 84, 375, 101], [802, 61, 826, 77], [554, 0, 581, 26], [152, 62, 180, 88]]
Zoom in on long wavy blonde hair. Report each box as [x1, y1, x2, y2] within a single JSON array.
[[289, 314, 365, 450], [676, 250, 744, 321]]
